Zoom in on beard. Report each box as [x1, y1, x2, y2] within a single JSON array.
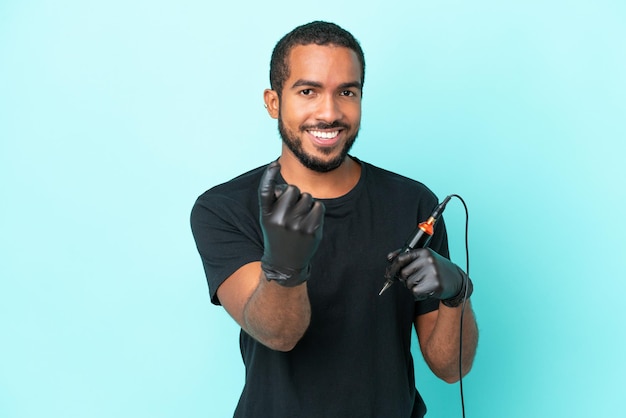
[[278, 116, 358, 173]]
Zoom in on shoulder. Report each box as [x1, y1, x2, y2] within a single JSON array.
[[197, 163, 268, 204], [190, 163, 270, 228]]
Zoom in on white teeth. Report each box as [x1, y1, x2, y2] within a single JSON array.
[[309, 130, 339, 139]]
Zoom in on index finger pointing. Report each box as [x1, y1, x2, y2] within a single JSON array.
[[258, 161, 281, 213]]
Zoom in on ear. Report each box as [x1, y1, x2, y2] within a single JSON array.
[[263, 89, 279, 119]]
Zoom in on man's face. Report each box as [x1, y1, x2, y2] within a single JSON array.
[[269, 44, 362, 173]]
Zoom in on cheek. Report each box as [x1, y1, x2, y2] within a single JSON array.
[[281, 108, 310, 130], [342, 99, 361, 116], [347, 106, 362, 127]]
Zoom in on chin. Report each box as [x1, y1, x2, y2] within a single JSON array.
[[300, 151, 347, 173]]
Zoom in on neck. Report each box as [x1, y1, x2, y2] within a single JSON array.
[[278, 154, 361, 199]]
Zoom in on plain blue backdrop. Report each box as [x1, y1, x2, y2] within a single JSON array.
[[1, 1, 625, 417]]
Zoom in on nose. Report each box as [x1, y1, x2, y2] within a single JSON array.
[[315, 94, 343, 123]]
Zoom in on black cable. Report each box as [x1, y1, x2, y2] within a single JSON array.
[[450, 194, 470, 418], [380, 193, 472, 416]]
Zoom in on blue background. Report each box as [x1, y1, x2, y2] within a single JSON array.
[[1, 1, 625, 417]]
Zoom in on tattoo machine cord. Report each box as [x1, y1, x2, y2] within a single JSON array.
[[379, 194, 471, 418], [452, 193, 470, 418]]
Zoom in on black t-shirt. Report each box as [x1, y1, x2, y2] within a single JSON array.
[[191, 157, 449, 418]]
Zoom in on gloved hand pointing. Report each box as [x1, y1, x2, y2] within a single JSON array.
[[385, 248, 473, 307], [258, 161, 325, 287]]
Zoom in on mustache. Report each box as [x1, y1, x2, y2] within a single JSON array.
[[301, 121, 350, 131]]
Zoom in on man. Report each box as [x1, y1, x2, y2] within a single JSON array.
[[191, 21, 478, 417]]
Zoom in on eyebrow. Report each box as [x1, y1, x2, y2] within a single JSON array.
[[291, 79, 362, 90]]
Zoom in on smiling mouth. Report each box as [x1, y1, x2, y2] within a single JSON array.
[[308, 130, 340, 140]]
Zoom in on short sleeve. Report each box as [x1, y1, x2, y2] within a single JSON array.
[[190, 193, 263, 305]]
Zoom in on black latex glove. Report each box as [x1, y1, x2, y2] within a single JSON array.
[[385, 248, 473, 307], [258, 161, 325, 287]]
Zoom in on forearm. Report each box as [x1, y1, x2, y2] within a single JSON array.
[[422, 301, 478, 383], [243, 273, 311, 352]]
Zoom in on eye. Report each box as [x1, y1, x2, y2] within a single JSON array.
[[300, 89, 313, 96], [340, 90, 356, 97]]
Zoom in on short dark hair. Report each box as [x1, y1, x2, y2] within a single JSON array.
[[269, 21, 365, 97]]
